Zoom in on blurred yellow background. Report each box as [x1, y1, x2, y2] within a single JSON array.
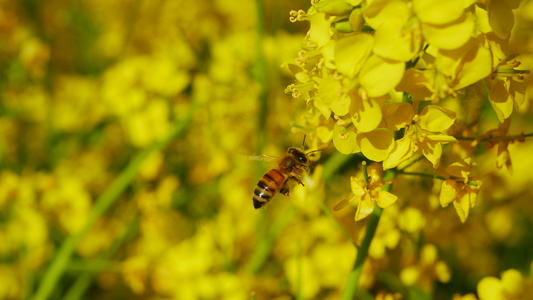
[[1, 0, 533, 299]]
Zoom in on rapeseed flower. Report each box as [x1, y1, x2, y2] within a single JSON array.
[[439, 158, 481, 223], [349, 163, 397, 221], [384, 104, 457, 169]]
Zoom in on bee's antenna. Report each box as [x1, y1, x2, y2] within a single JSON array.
[[302, 135, 306, 148], [306, 149, 321, 155]]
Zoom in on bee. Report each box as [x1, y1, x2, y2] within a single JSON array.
[[252, 141, 319, 209]]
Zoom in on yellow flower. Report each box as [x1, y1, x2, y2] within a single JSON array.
[[400, 244, 451, 291], [476, 118, 520, 174], [439, 158, 481, 223], [484, 34, 527, 123], [384, 104, 457, 169], [365, 0, 421, 62], [350, 163, 397, 221], [477, 269, 531, 300], [434, 37, 493, 93]]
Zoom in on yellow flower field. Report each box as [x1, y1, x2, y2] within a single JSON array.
[[1, 0, 532, 299]]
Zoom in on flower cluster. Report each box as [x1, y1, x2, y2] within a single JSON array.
[[288, 0, 529, 223]]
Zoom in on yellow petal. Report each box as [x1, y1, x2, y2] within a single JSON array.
[[425, 133, 457, 143], [316, 75, 342, 105], [421, 140, 442, 168], [309, 13, 332, 48], [313, 96, 332, 119], [496, 142, 512, 174], [383, 135, 414, 170], [314, 0, 354, 16], [488, 0, 514, 39], [349, 8, 365, 32], [330, 95, 351, 116], [364, 0, 410, 29], [440, 180, 457, 207], [350, 177, 366, 197], [357, 129, 394, 162], [413, 0, 466, 25], [477, 277, 503, 300], [418, 105, 456, 133], [352, 98, 382, 133], [333, 123, 360, 154], [454, 44, 493, 90], [421, 13, 475, 50], [373, 19, 421, 62], [376, 190, 398, 208], [475, 5, 493, 34], [500, 269, 524, 297], [509, 77, 526, 109], [381, 102, 413, 131], [334, 33, 374, 78], [489, 79, 514, 122], [360, 54, 405, 97], [453, 196, 469, 223], [317, 126, 334, 143], [395, 69, 434, 100], [445, 158, 471, 179], [355, 196, 375, 221]]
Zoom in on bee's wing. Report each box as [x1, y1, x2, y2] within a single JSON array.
[[249, 154, 279, 163]]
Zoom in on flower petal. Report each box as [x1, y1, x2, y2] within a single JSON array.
[[383, 135, 414, 170], [360, 54, 405, 97], [355, 195, 374, 221], [350, 177, 366, 197], [418, 105, 456, 133], [489, 79, 514, 122], [381, 102, 413, 131], [488, 0, 514, 39], [309, 13, 332, 48], [376, 190, 398, 208], [413, 0, 466, 25], [373, 19, 421, 62], [440, 180, 457, 207], [421, 12, 475, 50], [334, 33, 374, 78], [357, 129, 394, 162], [333, 123, 360, 154], [421, 140, 442, 168], [453, 195, 470, 223], [352, 98, 382, 133]]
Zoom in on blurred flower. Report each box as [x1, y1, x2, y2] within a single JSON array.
[[400, 244, 451, 290], [477, 269, 533, 300]]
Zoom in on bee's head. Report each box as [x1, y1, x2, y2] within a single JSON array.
[[288, 147, 309, 165]]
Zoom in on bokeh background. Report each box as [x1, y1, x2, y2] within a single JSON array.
[[1, 0, 533, 299]]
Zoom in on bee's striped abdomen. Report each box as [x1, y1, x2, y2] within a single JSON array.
[[253, 169, 286, 209]]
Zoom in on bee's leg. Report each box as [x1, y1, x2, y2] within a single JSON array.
[[288, 175, 305, 186], [280, 181, 290, 196]]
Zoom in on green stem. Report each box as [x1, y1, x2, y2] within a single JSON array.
[[341, 170, 395, 300], [455, 132, 533, 141], [398, 171, 480, 186], [493, 69, 530, 74], [62, 211, 139, 300], [31, 102, 199, 300]]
